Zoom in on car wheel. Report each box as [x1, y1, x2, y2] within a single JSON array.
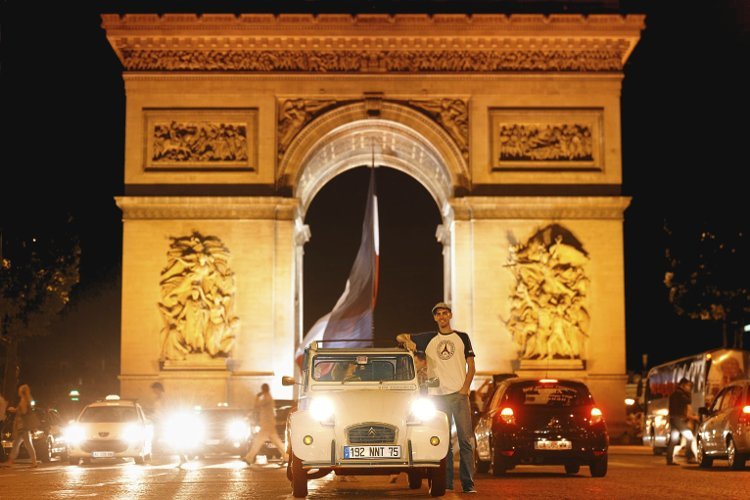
[[407, 471, 422, 489], [475, 446, 490, 473], [696, 438, 713, 468], [727, 437, 746, 470], [38, 437, 53, 463], [291, 453, 308, 498], [492, 446, 510, 476], [564, 463, 580, 475], [428, 456, 446, 497], [589, 456, 607, 477]]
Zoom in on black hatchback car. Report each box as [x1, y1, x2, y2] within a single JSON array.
[[1, 407, 68, 462], [474, 378, 608, 477]]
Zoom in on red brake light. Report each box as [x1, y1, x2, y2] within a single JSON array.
[[590, 407, 603, 425], [498, 407, 516, 425], [740, 405, 750, 424]]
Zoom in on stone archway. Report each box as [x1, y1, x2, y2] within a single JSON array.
[[282, 102, 467, 346]]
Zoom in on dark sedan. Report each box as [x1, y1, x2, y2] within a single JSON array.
[[2, 407, 68, 462], [696, 379, 750, 469], [474, 378, 608, 477]]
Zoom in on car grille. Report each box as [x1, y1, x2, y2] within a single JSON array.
[[348, 424, 396, 444], [81, 440, 129, 453]]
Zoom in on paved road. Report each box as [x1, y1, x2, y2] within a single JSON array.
[[0, 447, 747, 499]]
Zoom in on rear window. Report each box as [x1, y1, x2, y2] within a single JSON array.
[[80, 406, 138, 423], [504, 381, 593, 407]]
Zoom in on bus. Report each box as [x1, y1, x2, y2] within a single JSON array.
[[642, 348, 749, 454]]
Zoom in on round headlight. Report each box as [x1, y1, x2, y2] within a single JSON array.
[[228, 419, 250, 440], [309, 397, 334, 422], [65, 424, 85, 445], [410, 398, 436, 421]]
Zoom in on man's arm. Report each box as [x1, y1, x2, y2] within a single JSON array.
[[459, 356, 476, 395], [396, 333, 416, 352]]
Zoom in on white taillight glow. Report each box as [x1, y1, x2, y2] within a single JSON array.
[[625, 398, 635, 406], [590, 407, 604, 424], [164, 412, 205, 449], [499, 407, 515, 424], [539, 379, 558, 384], [743, 405, 750, 414]]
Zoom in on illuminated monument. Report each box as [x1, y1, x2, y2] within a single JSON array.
[[104, 13, 643, 431]]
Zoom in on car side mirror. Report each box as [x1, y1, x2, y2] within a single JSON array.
[[281, 376, 297, 386], [423, 377, 440, 388]]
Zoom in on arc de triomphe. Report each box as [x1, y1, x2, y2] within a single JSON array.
[[105, 13, 643, 433]]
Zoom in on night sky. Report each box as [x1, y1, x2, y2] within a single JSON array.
[[1, 1, 748, 405]]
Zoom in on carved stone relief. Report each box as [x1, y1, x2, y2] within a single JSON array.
[[277, 99, 339, 159], [407, 98, 469, 159], [120, 49, 626, 73], [490, 109, 603, 171], [144, 109, 257, 170], [158, 232, 239, 361], [505, 224, 590, 361]]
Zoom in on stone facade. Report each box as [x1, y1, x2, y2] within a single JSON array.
[[105, 13, 643, 432]]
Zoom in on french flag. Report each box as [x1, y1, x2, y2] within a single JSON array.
[[296, 167, 379, 364]]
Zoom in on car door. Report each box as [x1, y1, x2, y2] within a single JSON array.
[[717, 385, 743, 453], [702, 389, 725, 452]]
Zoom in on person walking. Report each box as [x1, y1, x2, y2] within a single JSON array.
[[4, 384, 38, 467], [666, 377, 698, 465], [0, 393, 8, 462], [396, 302, 477, 493], [244, 383, 288, 466]]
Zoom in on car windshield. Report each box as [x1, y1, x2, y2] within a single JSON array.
[[312, 354, 415, 382], [504, 381, 593, 407], [79, 406, 138, 423]]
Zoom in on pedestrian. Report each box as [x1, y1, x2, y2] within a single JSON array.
[[0, 393, 8, 462], [244, 383, 288, 466], [396, 302, 477, 493], [4, 384, 38, 467], [666, 377, 698, 465]]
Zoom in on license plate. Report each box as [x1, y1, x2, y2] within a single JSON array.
[[92, 451, 115, 458], [534, 440, 572, 450], [344, 445, 401, 459]]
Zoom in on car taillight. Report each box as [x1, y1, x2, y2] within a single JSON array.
[[497, 407, 515, 425], [590, 407, 603, 425], [740, 405, 750, 424]]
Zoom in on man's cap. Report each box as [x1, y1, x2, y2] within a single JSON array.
[[431, 302, 451, 314]]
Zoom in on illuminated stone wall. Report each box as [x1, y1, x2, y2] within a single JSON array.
[[106, 13, 642, 430]]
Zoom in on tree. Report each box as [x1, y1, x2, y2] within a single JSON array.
[[0, 218, 80, 399], [663, 220, 749, 348]]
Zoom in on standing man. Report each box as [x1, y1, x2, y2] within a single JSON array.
[[666, 377, 698, 465], [396, 302, 477, 494], [244, 383, 288, 466]]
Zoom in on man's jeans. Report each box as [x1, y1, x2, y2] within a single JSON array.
[[434, 392, 475, 491]]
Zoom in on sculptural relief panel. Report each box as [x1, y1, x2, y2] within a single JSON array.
[[144, 109, 258, 171], [490, 109, 603, 171], [505, 224, 590, 362], [158, 232, 239, 362]]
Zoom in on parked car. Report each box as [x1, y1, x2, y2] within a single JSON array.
[[696, 379, 750, 469], [65, 398, 153, 465], [284, 343, 450, 498], [474, 378, 608, 477], [1, 407, 68, 462]]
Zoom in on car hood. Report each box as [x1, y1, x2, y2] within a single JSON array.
[[312, 389, 422, 426], [76, 422, 140, 438]]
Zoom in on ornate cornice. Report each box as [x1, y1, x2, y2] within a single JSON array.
[[450, 196, 631, 220], [116, 196, 299, 220], [102, 14, 644, 73]]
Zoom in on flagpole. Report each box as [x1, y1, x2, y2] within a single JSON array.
[[370, 140, 376, 341]]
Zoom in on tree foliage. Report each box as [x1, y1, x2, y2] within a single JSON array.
[[0, 222, 80, 343], [663, 220, 749, 345]]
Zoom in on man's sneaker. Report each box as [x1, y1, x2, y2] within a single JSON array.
[[464, 487, 477, 493]]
